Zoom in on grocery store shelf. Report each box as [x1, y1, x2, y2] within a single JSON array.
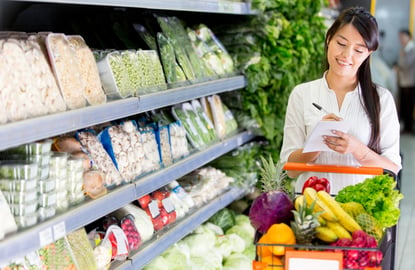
[[127, 186, 249, 269], [0, 75, 246, 151], [0, 184, 136, 264], [133, 130, 256, 197], [0, 130, 255, 264], [9, 0, 256, 14]]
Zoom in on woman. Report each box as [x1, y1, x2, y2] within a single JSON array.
[[280, 6, 401, 194]]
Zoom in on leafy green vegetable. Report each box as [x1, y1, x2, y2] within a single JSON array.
[[335, 174, 403, 228], [222, 253, 252, 270], [216, 0, 327, 159], [208, 208, 236, 232]]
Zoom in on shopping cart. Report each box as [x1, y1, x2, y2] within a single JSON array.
[[253, 162, 400, 270]]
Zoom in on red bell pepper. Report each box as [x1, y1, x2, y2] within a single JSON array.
[[302, 176, 330, 193]]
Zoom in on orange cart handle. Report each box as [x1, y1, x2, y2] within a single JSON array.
[[283, 162, 384, 176]]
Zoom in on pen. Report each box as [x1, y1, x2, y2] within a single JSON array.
[[312, 102, 331, 115]]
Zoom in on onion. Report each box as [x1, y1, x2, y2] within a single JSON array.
[[248, 190, 293, 234]]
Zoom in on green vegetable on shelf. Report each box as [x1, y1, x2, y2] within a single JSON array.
[[107, 52, 133, 98], [157, 32, 179, 84], [172, 106, 204, 149]]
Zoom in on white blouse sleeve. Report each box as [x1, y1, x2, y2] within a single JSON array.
[[378, 87, 402, 170], [280, 85, 307, 162]]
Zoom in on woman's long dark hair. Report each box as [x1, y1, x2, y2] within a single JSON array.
[[324, 6, 381, 153]]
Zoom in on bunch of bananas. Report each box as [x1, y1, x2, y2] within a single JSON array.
[[297, 188, 363, 243]]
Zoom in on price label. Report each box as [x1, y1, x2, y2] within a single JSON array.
[[148, 200, 160, 218], [39, 227, 53, 247], [53, 221, 66, 240], [162, 197, 175, 213], [285, 250, 342, 270]]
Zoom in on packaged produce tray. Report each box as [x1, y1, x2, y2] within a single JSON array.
[[253, 163, 400, 270]]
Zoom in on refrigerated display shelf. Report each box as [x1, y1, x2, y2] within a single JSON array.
[[0, 130, 255, 263], [128, 186, 249, 269], [8, 0, 256, 14], [0, 75, 246, 151]]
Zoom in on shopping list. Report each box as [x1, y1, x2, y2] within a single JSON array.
[[303, 120, 351, 153]]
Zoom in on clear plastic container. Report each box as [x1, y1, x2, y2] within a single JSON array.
[[38, 178, 56, 194], [37, 165, 50, 180], [45, 33, 87, 109], [0, 178, 37, 192], [96, 51, 133, 99], [68, 191, 85, 204], [135, 50, 167, 95], [38, 192, 57, 207], [56, 191, 69, 210], [3, 189, 37, 204], [67, 35, 107, 106], [0, 162, 38, 180], [67, 181, 83, 194], [55, 178, 68, 190], [29, 152, 51, 167], [7, 139, 53, 156], [67, 169, 83, 184], [10, 200, 38, 216], [67, 157, 84, 172], [38, 206, 57, 221], [14, 214, 38, 228], [50, 152, 68, 169]]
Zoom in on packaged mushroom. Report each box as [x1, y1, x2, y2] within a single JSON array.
[[98, 125, 134, 182], [27, 35, 67, 114], [1, 38, 41, 122], [156, 124, 173, 167], [67, 35, 107, 106], [139, 126, 162, 174], [76, 130, 124, 186], [169, 121, 190, 160], [45, 33, 87, 109], [120, 120, 146, 178]]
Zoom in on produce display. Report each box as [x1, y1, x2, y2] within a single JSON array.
[[67, 35, 107, 106], [45, 33, 87, 110], [76, 130, 124, 186], [157, 32, 187, 86], [302, 175, 330, 193], [177, 166, 235, 207], [143, 210, 255, 270], [252, 159, 403, 270], [248, 156, 294, 234]]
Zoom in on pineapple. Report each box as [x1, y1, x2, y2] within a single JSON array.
[[258, 155, 294, 199], [290, 199, 322, 245]]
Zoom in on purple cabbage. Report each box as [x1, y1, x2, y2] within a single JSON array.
[[248, 190, 294, 234]]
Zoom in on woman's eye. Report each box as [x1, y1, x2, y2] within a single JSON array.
[[337, 41, 345, 46], [355, 50, 364, 54]]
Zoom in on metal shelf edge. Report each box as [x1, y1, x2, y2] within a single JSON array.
[[0, 131, 255, 264], [0, 76, 246, 151], [0, 183, 137, 263], [0, 98, 139, 151]]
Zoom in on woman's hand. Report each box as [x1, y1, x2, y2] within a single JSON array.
[[322, 113, 342, 121], [323, 130, 367, 157]]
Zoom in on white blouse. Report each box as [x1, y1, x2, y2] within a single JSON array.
[[280, 75, 402, 194]]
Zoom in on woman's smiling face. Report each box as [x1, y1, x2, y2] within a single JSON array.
[[327, 23, 372, 79]]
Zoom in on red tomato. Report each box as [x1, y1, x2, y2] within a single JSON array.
[[152, 190, 168, 208], [137, 194, 152, 208]]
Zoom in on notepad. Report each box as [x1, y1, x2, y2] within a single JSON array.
[[303, 120, 351, 153]]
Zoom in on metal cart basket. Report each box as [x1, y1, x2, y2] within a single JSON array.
[[253, 162, 400, 270]]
